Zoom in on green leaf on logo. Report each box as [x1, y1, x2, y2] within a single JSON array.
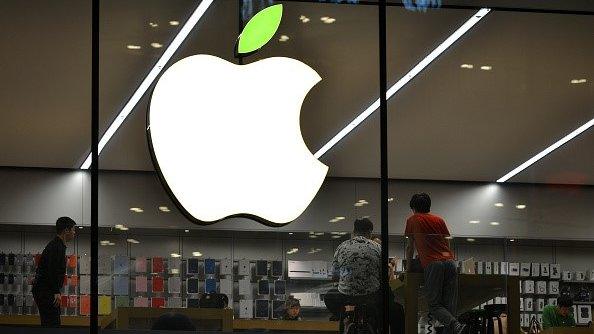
[[237, 4, 283, 55]]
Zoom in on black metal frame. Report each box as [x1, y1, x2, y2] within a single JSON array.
[[90, 0, 99, 334], [86, 1, 594, 333]]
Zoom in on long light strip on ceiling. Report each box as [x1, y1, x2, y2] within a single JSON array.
[[80, 0, 214, 169], [497, 117, 594, 183], [314, 8, 491, 159]]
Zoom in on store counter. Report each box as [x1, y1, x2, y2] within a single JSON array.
[[541, 328, 594, 334], [400, 273, 521, 334], [233, 319, 338, 332], [0, 314, 115, 328], [115, 307, 233, 331]]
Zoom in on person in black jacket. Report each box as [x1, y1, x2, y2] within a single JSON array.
[[32, 217, 76, 327]]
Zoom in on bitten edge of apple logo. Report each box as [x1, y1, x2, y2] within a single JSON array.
[[145, 4, 328, 227]]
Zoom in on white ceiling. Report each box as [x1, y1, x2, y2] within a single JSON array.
[[0, 0, 592, 184]]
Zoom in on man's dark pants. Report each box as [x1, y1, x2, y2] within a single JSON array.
[[32, 286, 61, 327], [424, 260, 459, 333], [324, 289, 384, 331]]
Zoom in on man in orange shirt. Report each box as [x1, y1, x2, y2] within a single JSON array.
[[405, 193, 466, 334]]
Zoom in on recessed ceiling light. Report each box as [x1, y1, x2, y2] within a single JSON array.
[[130, 207, 144, 213], [490, 222, 500, 226], [357, 199, 368, 203], [159, 206, 171, 212], [321, 17, 336, 24], [570, 79, 587, 84], [299, 15, 310, 23], [126, 238, 140, 244], [445, 236, 454, 240], [184, 229, 189, 233], [494, 203, 504, 207], [309, 235, 318, 239], [460, 64, 474, 69], [169, 20, 180, 26], [469, 220, 480, 224], [78, 226, 83, 229], [313, 8, 490, 159], [509, 239, 515, 242], [170, 253, 181, 258], [516, 204, 526, 209], [151, 42, 163, 49], [192, 251, 202, 257], [288, 232, 294, 235], [126, 45, 141, 50], [315, 232, 324, 236], [278, 35, 289, 42], [149, 22, 159, 28], [467, 238, 475, 242], [387, 197, 394, 202], [480, 65, 492, 70], [332, 235, 341, 239], [354, 203, 364, 207], [100, 240, 110, 245], [329, 218, 339, 223], [119, 227, 129, 231], [79, 1, 214, 170]]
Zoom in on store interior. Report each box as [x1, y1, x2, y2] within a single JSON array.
[[0, 0, 593, 332]]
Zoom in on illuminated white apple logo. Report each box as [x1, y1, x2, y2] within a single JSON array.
[[148, 4, 328, 226]]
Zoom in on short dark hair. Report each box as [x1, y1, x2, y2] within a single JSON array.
[[56, 217, 76, 234], [353, 218, 374, 237], [410, 193, 431, 213], [286, 296, 301, 308], [557, 295, 573, 308], [152, 313, 196, 331]]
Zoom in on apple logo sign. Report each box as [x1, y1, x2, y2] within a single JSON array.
[[148, 4, 328, 226]]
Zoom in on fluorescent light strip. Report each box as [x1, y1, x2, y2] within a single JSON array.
[[314, 8, 490, 159], [80, 0, 214, 169], [497, 117, 594, 183]]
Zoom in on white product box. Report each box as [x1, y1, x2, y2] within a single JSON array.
[[548, 298, 557, 307], [238, 260, 250, 276], [494, 262, 500, 275], [501, 297, 507, 304], [523, 314, 530, 327], [562, 271, 573, 281], [239, 299, 253, 319], [577, 305, 592, 325], [550, 264, 561, 279], [485, 262, 493, 275], [487, 299, 494, 305], [520, 298, 525, 311], [589, 270, 594, 281], [220, 259, 233, 276], [239, 278, 251, 296], [476, 262, 484, 275], [461, 258, 475, 274], [548, 281, 559, 295], [509, 263, 520, 276], [495, 297, 503, 304], [537, 314, 543, 325], [575, 271, 586, 281], [536, 281, 547, 295], [500, 262, 509, 275], [540, 264, 550, 277], [531, 263, 540, 277], [521, 263, 531, 277], [537, 299, 545, 312], [525, 298, 534, 311], [523, 280, 535, 294], [520, 313, 525, 327], [220, 278, 232, 296]]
